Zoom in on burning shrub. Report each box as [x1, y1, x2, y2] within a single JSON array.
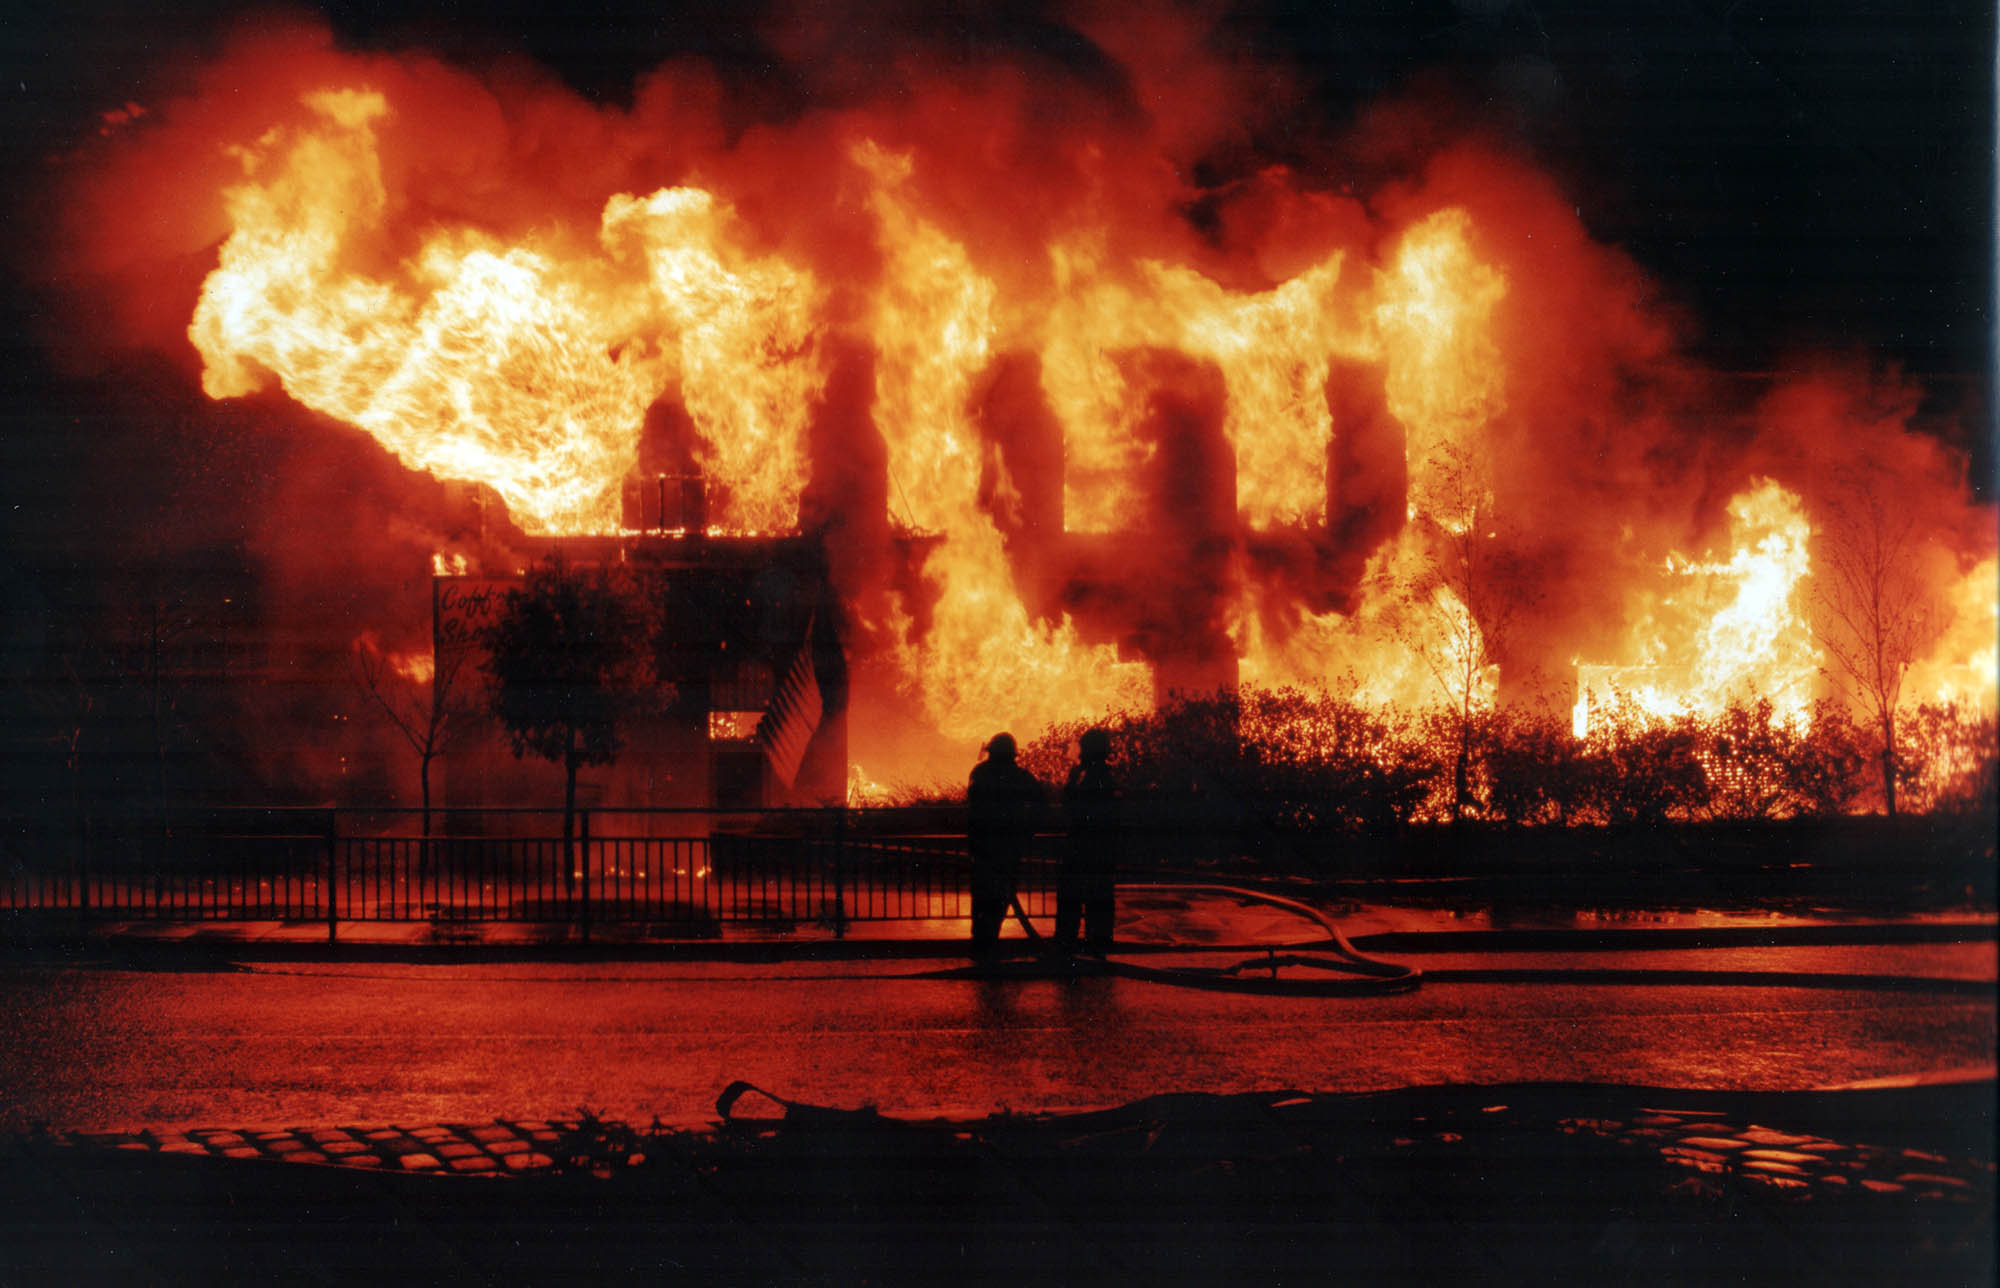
[[1485, 710, 1589, 827], [1022, 688, 1441, 865], [1238, 688, 1438, 847], [1569, 697, 1707, 827], [1020, 681, 1996, 865], [1693, 699, 1800, 822], [1781, 703, 1873, 819], [1895, 702, 1999, 818]]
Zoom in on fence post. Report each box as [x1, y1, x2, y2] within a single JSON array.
[[579, 809, 591, 945], [325, 809, 338, 945], [832, 807, 847, 939], [76, 817, 90, 927]]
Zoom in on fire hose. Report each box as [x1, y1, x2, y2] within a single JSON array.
[[950, 880, 1422, 996], [1101, 882, 1422, 996]]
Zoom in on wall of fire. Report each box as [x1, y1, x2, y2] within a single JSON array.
[[969, 349, 1418, 704]]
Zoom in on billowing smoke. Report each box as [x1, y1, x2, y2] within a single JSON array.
[[11, 1, 1994, 794]]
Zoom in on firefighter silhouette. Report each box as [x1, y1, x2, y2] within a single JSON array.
[[1057, 727, 1119, 953], [966, 732, 1043, 956]]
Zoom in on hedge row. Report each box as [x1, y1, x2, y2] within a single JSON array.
[[996, 690, 1995, 835]]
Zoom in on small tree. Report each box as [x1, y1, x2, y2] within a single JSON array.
[[1811, 467, 1944, 816], [482, 554, 652, 887], [1401, 443, 1530, 822], [353, 634, 473, 848]]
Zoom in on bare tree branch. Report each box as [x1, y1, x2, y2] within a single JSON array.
[[1809, 467, 1943, 816]]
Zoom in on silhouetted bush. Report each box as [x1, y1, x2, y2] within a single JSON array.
[[1014, 688, 1992, 853], [1572, 698, 1706, 825], [1779, 702, 1874, 817], [1486, 710, 1586, 826], [1021, 688, 1439, 862], [1897, 702, 1999, 817]]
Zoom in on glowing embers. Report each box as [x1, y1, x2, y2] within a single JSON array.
[[1574, 480, 1816, 737], [707, 711, 762, 742], [389, 651, 435, 686], [845, 763, 892, 808]]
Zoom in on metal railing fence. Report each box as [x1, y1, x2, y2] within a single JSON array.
[[1, 807, 1057, 941]]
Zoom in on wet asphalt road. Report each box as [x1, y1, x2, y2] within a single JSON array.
[[2, 950, 1992, 1133]]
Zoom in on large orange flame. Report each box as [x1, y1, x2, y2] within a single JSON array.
[[192, 88, 825, 535], [861, 142, 1150, 738], [1574, 479, 1816, 736], [139, 54, 1991, 769]]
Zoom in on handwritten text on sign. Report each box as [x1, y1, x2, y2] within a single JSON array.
[[433, 577, 519, 662]]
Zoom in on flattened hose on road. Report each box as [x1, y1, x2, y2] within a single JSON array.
[[1102, 883, 1422, 996]]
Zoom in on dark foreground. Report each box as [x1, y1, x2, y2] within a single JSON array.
[[5, 1081, 1990, 1286]]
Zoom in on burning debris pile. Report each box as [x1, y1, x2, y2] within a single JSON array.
[[31, 4, 1996, 792]]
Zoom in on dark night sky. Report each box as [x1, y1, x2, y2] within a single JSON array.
[[0, 0, 1991, 580], [2, 0, 1987, 366]]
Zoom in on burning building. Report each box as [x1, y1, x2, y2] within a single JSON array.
[[430, 503, 850, 810], [12, 2, 1995, 805]]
